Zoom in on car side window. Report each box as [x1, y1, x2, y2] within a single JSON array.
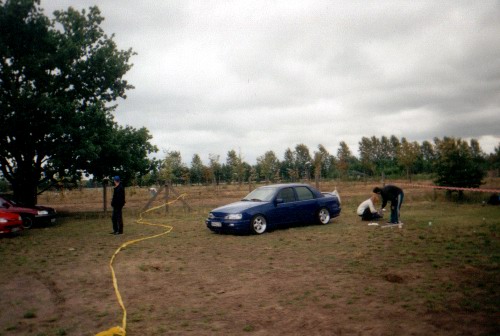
[[277, 188, 295, 203], [295, 187, 314, 201]]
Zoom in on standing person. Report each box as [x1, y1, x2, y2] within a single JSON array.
[[357, 194, 383, 221], [373, 185, 404, 224], [111, 176, 125, 235]]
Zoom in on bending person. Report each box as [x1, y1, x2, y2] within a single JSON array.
[[373, 185, 404, 224]]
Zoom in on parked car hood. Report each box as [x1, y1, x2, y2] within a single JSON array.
[[212, 200, 262, 213], [30, 205, 53, 211], [0, 211, 21, 220]]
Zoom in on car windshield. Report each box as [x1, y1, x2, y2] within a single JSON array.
[[241, 187, 278, 202], [1, 195, 20, 206]]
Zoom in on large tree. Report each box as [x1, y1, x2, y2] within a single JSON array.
[[433, 137, 486, 197], [336, 141, 356, 178], [281, 148, 296, 181], [225, 149, 245, 185], [189, 154, 205, 185], [313, 144, 336, 182], [0, 1, 156, 205], [160, 151, 187, 185], [397, 137, 421, 181], [487, 143, 500, 176], [256, 150, 279, 183], [294, 144, 312, 180], [359, 136, 399, 176]]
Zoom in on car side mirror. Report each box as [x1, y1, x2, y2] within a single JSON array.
[[275, 198, 284, 205], [2, 203, 9, 208]]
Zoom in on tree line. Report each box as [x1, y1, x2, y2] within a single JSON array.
[[1, 1, 499, 205], [145, 136, 499, 190]]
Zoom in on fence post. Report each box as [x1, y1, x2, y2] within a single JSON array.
[[165, 182, 170, 214]]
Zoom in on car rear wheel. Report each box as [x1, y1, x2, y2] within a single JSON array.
[[318, 208, 330, 225], [22, 216, 33, 229], [251, 215, 267, 234]]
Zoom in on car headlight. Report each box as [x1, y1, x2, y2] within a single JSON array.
[[208, 213, 215, 219], [38, 210, 48, 215], [225, 213, 242, 220], [0, 218, 7, 223]]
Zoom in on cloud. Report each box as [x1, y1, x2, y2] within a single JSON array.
[[42, 1, 500, 163]]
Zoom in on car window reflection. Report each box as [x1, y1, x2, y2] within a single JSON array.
[[277, 188, 295, 203], [242, 187, 277, 202], [295, 187, 314, 201]]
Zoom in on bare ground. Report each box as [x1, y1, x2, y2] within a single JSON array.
[[0, 180, 499, 335]]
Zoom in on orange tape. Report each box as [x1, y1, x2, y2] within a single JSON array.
[[398, 182, 500, 193]]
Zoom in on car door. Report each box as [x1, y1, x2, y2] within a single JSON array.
[[293, 186, 319, 223], [266, 187, 298, 227]]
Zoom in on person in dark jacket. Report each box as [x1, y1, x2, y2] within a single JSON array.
[[373, 185, 404, 224], [111, 176, 126, 235]]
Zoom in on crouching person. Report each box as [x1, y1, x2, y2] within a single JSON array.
[[357, 195, 383, 221]]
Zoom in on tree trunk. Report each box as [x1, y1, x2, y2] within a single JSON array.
[[102, 179, 109, 213], [11, 165, 38, 206]]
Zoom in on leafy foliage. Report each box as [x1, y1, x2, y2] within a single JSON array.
[[433, 137, 486, 190], [0, 1, 156, 204], [487, 143, 500, 173], [397, 138, 421, 181], [257, 151, 280, 182]]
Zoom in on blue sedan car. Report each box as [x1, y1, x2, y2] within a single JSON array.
[[206, 183, 341, 234]]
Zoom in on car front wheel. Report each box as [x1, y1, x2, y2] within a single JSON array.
[[318, 208, 331, 225], [251, 215, 267, 234], [22, 216, 34, 229]]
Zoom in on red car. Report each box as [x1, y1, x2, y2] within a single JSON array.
[[0, 194, 57, 229], [0, 211, 24, 235]]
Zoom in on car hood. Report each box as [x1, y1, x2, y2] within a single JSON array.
[[32, 205, 53, 211], [14, 204, 53, 212], [0, 211, 20, 220], [212, 201, 262, 214]]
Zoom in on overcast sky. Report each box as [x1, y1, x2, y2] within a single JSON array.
[[42, 1, 500, 164]]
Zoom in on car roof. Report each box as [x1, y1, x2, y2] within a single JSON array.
[[257, 183, 312, 188]]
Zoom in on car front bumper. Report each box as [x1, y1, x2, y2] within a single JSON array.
[[205, 219, 251, 233], [34, 214, 57, 224], [0, 223, 23, 234]]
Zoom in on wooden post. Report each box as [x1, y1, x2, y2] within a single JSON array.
[[165, 182, 170, 214], [168, 185, 192, 212], [142, 185, 163, 211]]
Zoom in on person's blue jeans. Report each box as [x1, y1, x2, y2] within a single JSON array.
[[390, 192, 404, 223]]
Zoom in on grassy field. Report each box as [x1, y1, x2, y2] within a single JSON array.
[[0, 180, 499, 335]]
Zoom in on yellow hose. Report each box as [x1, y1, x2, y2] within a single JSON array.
[[95, 194, 186, 336]]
